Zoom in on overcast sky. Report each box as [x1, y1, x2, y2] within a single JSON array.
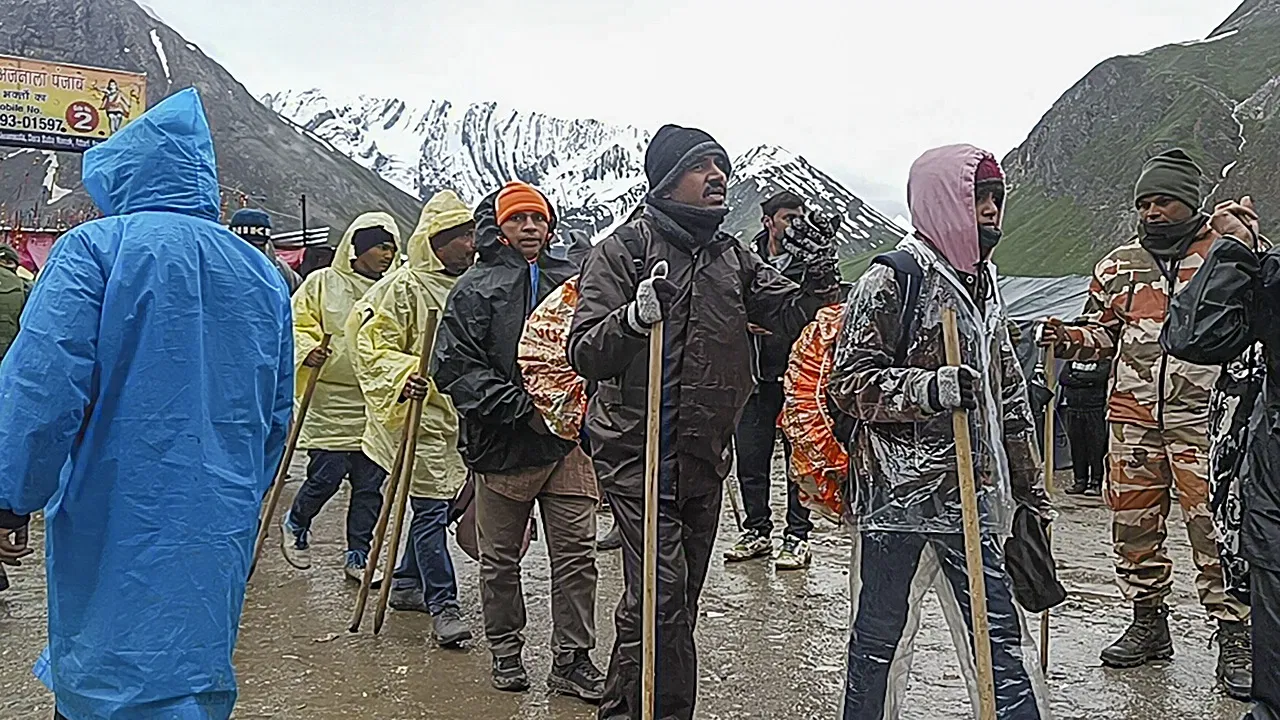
[[145, 0, 1241, 219]]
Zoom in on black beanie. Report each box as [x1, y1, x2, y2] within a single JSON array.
[[1134, 148, 1203, 212], [351, 226, 394, 258], [644, 124, 732, 195]]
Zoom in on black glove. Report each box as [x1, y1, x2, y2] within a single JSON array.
[[782, 210, 839, 265], [927, 365, 978, 412]]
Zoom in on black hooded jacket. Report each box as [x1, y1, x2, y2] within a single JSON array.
[[751, 229, 809, 382], [432, 189, 579, 474], [1059, 359, 1111, 411]]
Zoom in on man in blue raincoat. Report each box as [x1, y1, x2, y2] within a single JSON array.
[[0, 88, 294, 719]]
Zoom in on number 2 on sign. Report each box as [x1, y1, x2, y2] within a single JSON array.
[[64, 101, 99, 133]]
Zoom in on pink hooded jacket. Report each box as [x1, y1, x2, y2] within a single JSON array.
[[907, 144, 997, 275]]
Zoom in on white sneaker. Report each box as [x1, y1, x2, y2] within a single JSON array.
[[775, 536, 812, 571], [344, 550, 383, 588]]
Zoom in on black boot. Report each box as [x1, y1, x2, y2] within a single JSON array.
[[1085, 479, 1103, 497], [1100, 603, 1174, 668], [1217, 620, 1253, 701], [1065, 477, 1091, 495]]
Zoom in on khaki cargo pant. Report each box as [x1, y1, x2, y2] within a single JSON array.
[[1107, 422, 1249, 622]]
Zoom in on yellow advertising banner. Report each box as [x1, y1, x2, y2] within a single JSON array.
[[0, 54, 147, 153]]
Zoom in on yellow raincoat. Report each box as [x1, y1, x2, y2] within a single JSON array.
[[349, 192, 470, 499], [293, 212, 402, 450]]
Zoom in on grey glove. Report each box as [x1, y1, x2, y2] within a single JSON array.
[[925, 365, 979, 413], [625, 260, 677, 333]]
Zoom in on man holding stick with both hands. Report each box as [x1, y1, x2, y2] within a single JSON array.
[[568, 124, 840, 720]]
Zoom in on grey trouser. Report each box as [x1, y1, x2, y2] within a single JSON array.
[[475, 477, 598, 662]]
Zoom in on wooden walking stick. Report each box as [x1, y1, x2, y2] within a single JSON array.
[[941, 308, 997, 720], [349, 309, 439, 634], [251, 333, 332, 577], [642, 262, 669, 720], [1040, 343, 1057, 673], [376, 308, 440, 635]]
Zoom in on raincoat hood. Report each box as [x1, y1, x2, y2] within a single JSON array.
[[82, 87, 220, 221], [907, 144, 996, 276], [475, 186, 559, 266], [334, 211, 402, 276], [408, 191, 473, 271]]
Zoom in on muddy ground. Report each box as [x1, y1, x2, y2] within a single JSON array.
[[0, 453, 1253, 719]]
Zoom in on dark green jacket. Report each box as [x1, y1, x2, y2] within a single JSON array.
[[0, 266, 29, 361]]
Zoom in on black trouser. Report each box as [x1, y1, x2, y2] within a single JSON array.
[[734, 381, 812, 540], [1065, 408, 1107, 485], [287, 450, 386, 555], [599, 487, 723, 720], [1248, 565, 1280, 719]]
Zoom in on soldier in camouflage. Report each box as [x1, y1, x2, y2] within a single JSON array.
[[1041, 148, 1252, 699]]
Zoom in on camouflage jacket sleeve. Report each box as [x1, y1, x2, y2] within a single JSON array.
[[828, 264, 937, 423], [1057, 259, 1121, 361], [998, 315, 1051, 516]]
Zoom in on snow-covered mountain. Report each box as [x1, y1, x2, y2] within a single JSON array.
[[261, 88, 906, 256]]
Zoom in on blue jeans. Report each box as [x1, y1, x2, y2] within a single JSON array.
[[392, 497, 459, 615], [287, 450, 386, 555]]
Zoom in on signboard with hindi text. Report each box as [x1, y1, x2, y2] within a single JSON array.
[[0, 54, 147, 153]]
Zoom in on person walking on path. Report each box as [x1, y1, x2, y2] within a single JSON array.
[[568, 124, 840, 720], [0, 88, 293, 720], [349, 190, 477, 647], [1040, 148, 1252, 698], [829, 146, 1053, 720], [279, 213, 401, 583], [1059, 358, 1111, 496], [229, 207, 303, 294], [434, 181, 605, 702], [725, 190, 817, 570]]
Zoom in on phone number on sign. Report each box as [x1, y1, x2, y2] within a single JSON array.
[[0, 114, 66, 133]]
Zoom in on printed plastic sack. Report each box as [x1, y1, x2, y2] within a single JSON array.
[[517, 276, 587, 441], [780, 305, 847, 522]]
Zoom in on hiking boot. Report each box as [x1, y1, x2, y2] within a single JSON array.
[[432, 607, 472, 648], [548, 649, 605, 703], [597, 523, 623, 552], [343, 550, 382, 588], [1100, 603, 1174, 668], [724, 530, 772, 562], [492, 654, 530, 692], [389, 587, 429, 614], [1064, 477, 1091, 495], [775, 535, 812, 571], [279, 514, 311, 570], [1215, 620, 1252, 701]]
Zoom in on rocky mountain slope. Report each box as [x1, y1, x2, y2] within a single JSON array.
[[0, 0, 420, 238], [997, 0, 1280, 276], [264, 89, 906, 257]]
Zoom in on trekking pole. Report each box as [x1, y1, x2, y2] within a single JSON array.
[[941, 308, 997, 720], [725, 475, 744, 531], [1040, 343, 1057, 674], [642, 261, 669, 720], [251, 333, 332, 578], [373, 308, 440, 635]]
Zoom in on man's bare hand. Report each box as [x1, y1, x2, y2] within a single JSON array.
[[303, 345, 332, 368], [402, 374, 430, 402], [1211, 196, 1260, 243], [0, 526, 32, 567], [1039, 318, 1066, 348]]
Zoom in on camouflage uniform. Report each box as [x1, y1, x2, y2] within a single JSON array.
[[1059, 225, 1249, 622]]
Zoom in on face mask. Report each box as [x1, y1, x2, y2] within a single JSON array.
[[1138, 213, 1206, 258], [978, 225, 1003, 256]]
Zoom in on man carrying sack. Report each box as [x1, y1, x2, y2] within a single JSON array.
[[568, 124, 840, 720], [827, 146, 1053, 719], [349, 191, 476, 647], [434, 182, 604, 701]]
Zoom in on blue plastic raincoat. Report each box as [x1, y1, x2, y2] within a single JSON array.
[[0, 88, 294, 719]]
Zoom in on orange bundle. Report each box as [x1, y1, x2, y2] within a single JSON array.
[[517, 276, 587, 441], [780, 305, 848, 523]]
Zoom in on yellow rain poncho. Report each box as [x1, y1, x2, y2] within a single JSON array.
[[293, 212, 402, 450], [349, 192, 470, 498]]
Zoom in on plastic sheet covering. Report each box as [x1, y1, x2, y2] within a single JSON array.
[[780, 304, 847, 522], [518, 275, 587, 440], [832, 238, 1017, 535]]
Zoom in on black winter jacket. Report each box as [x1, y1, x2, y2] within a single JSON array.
[[432, 190, 579, 474], [568, 205, 827, 499], [1059, 359, 1111, 411], [751, 230, 809, 383]]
